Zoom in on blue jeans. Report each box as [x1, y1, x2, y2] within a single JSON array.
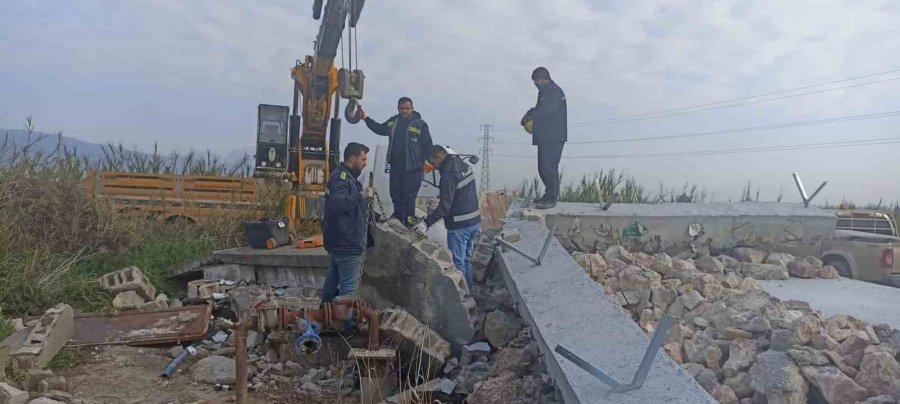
[[447, 223, 480, 288], [321, 252, 364, 303]]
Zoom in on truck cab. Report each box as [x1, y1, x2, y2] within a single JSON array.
[[821, 209, 900, 286]]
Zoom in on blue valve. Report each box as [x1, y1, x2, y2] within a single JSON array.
[[295, 319, 323, 354]]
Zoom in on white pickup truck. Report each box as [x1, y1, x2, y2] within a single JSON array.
[[820, 210, 900, 286]]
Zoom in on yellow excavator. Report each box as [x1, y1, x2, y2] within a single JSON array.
[[254, 0, 367, 236]]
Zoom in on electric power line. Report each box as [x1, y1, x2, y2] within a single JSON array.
[[495, 66, 900, 132], [478, 124, 494, 192], [494, 109, 900, 145], [492, 137, 900, 160]]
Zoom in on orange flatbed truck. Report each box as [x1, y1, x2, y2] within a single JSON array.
[[85, 170, 263, 224]]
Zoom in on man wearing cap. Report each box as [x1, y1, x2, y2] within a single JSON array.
[[414, 145, 480, 288], [521, 67, 567, 209]]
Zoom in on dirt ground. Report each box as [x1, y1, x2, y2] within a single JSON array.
[[59, 345, 345, 404]]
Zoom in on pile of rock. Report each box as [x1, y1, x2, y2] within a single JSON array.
[[571, 245, 900, 404], [99, 266, 176, 311]]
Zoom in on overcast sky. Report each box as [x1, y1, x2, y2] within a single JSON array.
[[3, 0, 900, 204]]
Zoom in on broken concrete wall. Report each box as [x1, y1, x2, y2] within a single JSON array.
[[496, 218, 716, 403], [360, 220, 477, 353], [532, 202, 836, 258]]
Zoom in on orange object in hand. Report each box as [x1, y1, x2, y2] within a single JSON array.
[[423, 162, 434, 173]]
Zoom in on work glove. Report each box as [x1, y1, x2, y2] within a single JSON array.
[[423, 162, 434, 174], [364, 187, 375, 199], [358, 106, 367, 121], [414, 221, 427, 236]]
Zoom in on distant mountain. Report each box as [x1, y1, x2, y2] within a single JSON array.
[[1, 128, 109, 161], [0, 128, 254, 168]]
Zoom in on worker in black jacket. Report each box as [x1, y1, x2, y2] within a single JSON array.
[[321, 142, 373, 303], [415, 145, 481, 288], [358, 97, 433, 226], [521, 67, 567, 209]]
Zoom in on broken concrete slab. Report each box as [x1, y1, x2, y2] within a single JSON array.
[[99, 266, 157, 301], [11, 304, 73, 370], [213, 245, 329, 268], [360, 222, 477, 352], [531, 201, 836, 258], [0, 382, 27, 404], [167, 253, 220, 279], [496, 218, 715, 404], [112, 291, 145, 310], [202, 264, 256, 284], [379, 309, 450, 376]]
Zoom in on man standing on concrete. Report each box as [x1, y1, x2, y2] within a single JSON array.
[[321, 142, 373, 303], [521, 67, 567, 209], [358, 97, 433, 226], [414, 145, 480, 287]]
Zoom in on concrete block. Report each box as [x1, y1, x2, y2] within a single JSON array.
[[140, 294, 170, 310], [187, 280, 219, 299], [0, 382, 27, 404], [112, 291, 145, 309], [379, 309, 450, 376], [99, 266, 157, 301], [202, 264, 256, 283], [12, 304, 73, 370]]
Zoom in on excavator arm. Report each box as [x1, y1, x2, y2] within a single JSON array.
[[290, 0, 366, 192]]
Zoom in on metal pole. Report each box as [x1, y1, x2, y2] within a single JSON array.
[[792, 173, 809, 206], [537, 221, 558, 264]]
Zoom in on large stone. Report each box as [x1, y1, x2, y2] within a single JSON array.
[[740, 317, 772, 334], [842, 333, 871, 356], [824, 350, 859, 378], [668, 291, 705, 318], [720, 274, 744, 290], [695, 255, 725, 275], [862, 396, 897, 404], [191, 356, 236, 385], [739, 263, 789, 281], [764, 252, 794, 267], [718, 255, 741, 269], [702, 345, 723, 369], [361, 223, 477, 351], [792, 315, 822, 345], [805, 256, 824, 268], [800, 365, 869, 404], [732, 248, 768, 264], [749, 351, 808, 404], [770, 330, 795, 353], [690, 273, 724, 299], [725, 372, 754, 399], [817, 265, 840, 279], [618, 266, 662, 291], [604, 245, 634, 265], [651, 287, 677, 311], [723, 339, 757, 379], [809, 330, 842, 353], [738, 277, 761, 292], [722, 328, 754, 340], [484, 310, 523, 349], [23, 369, 54, 391], [489, 348, 532, 376], [467, 371, 524, 404], [27, 399, 65, 404], [0, 383, 27, 404], [11, 304, 74, 369], [787, 347, 829, 366], [695, 368, 720, 393], [650, 253, 674, 276], [712, 385, 740, 404], [572, 252, 607, 282], [787, 258, 818, 279], [854, 348, 900, 396], [890, 379, 900, 400], [843, 349, 865, 369]]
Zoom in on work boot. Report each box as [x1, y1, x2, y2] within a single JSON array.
[[532, 194, 548, 206], [535, 199, 556, 210]]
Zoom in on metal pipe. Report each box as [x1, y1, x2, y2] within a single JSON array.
[[234, 317, 255, 404], [537, 221, 558, 264], [355, 301, 380, 350], [161, 347, 191, 378]]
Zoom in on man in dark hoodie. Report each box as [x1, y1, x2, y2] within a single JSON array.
[[358, 97, 433, 226], [522, 67, 567, 209]]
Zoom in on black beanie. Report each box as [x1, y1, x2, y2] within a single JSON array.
[[532, 67, 551, 80]]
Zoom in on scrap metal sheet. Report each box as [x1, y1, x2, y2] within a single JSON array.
[[69, 305, 211, 347]]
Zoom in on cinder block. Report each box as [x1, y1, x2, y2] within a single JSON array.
[[0, 382, 27, 404], [187, 280, 219, 299], [379, 309, 450, 375], [12, 304, 74, 370], [202, 264, 256, 283], [99, 266, 157, 301]]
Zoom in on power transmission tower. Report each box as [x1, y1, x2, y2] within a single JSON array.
[[478, 124, 494, 192]]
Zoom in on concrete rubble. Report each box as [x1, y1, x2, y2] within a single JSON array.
[[570, 241, 900, 404]]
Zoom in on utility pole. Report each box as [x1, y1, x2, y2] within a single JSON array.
[[478, 124, 493, 192]]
